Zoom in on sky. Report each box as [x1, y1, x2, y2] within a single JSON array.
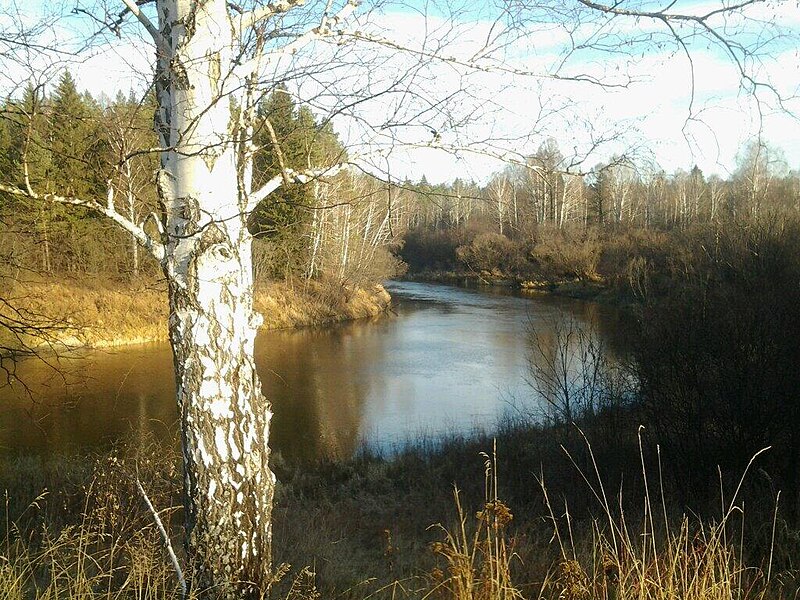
[[3, 0, 799, 184]]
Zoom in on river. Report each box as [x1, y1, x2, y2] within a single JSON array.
[[0, 281, 628, 462]]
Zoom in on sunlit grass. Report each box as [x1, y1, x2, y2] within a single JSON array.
[[254, 278, 391, 330], [0, 277, 391, 353], [423, 435, 786, 600]]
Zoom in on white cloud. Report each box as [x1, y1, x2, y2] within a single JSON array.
[[350, 3, 800, 182]]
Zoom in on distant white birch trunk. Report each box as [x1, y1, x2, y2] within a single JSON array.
[[489, 174, 509, 235]]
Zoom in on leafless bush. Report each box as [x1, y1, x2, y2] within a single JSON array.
[[526, 316, 635, 425], [528, 226, 602, 281], [338, 246, 407, 285], [596, 227, 672, 297], [456, 232, 525, 276]]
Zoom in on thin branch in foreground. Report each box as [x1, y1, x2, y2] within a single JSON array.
[[136, 478, 187, 600]]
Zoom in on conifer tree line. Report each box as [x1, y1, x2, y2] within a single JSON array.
[[0, 74, 399, 284], [0, 72, 151, 276]]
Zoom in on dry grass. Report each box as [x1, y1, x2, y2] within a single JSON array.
[[1, 430, 797, 600], [272, 422, 800, 600], [0, 443, 331, 600], [0, 277, 168, 351], [426, 443, 523, 600], [0, 277, 391, 353], [254, 279, 391, 330], [0, 446, 182, 600], [534, 435, 782, 600], [421, 435, 786, 600]]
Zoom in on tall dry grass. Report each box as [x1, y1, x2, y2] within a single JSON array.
[[542, 434, 788, 600], [422, 433, 788, 600], [0, 489, 180, 599], [427, 442, 523, 600], [1, 430, 796, 600]]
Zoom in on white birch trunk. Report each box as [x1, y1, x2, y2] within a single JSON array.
[[307, 204, 321, 279], [339, 204, 351, 280], [124, 163, 139, 277], [153, 1, 274, 596], [512, 187, 518, 231]]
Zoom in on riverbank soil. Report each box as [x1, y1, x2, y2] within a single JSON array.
[[0, 277, 392, 351], [403, 269, 612, 302]]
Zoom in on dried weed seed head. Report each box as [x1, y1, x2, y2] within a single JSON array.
[[555, 559, 590, 600], [477, 500, 513, 528], [602, 552, 619, 583]]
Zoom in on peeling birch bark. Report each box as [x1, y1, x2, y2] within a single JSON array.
[[154, 1, 274, 596]]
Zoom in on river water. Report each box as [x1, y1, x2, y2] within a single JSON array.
[[0, 281, 627, 462]]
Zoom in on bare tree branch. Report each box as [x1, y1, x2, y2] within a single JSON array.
[[574, 0, 794, 106], [247, 164, 347, 213], [120, 0, 170, 54], [234, 0, 359, 78], [0, 183, 166, 262], [233, 0, 306, 31], [344, 30, 634, 89]]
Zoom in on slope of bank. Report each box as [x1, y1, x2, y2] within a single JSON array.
[[2, 415, 794, 600], [0, 278, 392, 351]]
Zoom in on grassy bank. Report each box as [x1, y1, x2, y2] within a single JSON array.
[[273, 413, 800, 599], [0, 277, 392, 352], [1, 417, 798, 600], [254, 280, 391, 330]]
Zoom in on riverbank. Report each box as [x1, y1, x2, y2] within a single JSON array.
[[0, 278, 392, 352], [273, 417, 797, 599], [403, 269, 615, 302], [1, 414, 795, 600]]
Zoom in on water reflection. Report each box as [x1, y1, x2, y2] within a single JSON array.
[[0, 345, 178, 454], [260, 325, 377, 462], [0, 281, 628, 461]]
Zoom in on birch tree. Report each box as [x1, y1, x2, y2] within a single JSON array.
[[0, 0, 357, 596], [488, 173, 511, 235], [104, 92, 159, 277]]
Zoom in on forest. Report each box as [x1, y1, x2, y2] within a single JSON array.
[[0, 72, 402, 283], [0, 72, 405, 355], [5, 72, 796, 311], [396, 138, 798, 288]]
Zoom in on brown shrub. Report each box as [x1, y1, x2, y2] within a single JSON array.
[[528, 226, 602, 281], [456, 233, 525, 276]]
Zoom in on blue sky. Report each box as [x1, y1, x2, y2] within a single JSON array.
[[3, 0, 799, 182]]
